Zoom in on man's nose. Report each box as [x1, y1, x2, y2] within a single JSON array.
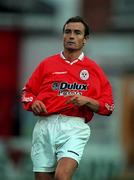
[[69, 32, 75, 38]]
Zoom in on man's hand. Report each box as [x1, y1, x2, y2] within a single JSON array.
[[66, 94, 89, 106], [31, 100, 47, 115], [66, 94, 99, 112]]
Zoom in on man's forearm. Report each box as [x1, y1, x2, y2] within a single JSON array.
[[86, 98, 99, 113]]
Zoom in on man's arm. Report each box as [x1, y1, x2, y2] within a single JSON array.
[[66, 95, 99, 112], [21, 62, 44, 112], [31, 100, 47, 115]]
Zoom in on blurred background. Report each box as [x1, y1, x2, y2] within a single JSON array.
[[0, 0, 134, 179]]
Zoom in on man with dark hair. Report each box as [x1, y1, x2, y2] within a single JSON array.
[[63, 16, 90, 37], [21, 16, 114, 180]]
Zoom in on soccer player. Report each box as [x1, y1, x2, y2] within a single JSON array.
[[21, 16, 114, 180]]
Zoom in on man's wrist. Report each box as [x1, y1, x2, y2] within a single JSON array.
[[86, 98, 99, 112]]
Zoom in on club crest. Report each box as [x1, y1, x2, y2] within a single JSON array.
[[80, 70, 89, 80]]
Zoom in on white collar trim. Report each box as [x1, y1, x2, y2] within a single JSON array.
[[60, 51, 84, 61]]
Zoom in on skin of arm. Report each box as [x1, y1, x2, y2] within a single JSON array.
[[66, 94, 99, 113], [31, 100, 47, 115]]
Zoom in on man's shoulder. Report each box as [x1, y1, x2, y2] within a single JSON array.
[[84, 56, 98, 66], [39, 53, 60, 67], [42, 53, 60, 62], [83, 56, 104, 71]]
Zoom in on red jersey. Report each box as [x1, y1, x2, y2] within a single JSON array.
[[21, 53, 114, 123]]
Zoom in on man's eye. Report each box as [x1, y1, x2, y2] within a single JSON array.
[[64, 30, 70, 34], [75, 31, 82, 35]]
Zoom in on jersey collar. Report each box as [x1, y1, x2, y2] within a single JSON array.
[[60, 51, 84, 61]]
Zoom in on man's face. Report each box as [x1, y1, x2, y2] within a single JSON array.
[[63, 22, 87, 51]]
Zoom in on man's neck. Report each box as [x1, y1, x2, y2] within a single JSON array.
[[63, 50, 82, 62]]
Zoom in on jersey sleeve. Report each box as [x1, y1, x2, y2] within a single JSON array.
[[21, 62, 44, 111], [95, 64, 114, 116]]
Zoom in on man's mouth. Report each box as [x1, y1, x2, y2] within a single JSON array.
[[67, 42, 75, 45]]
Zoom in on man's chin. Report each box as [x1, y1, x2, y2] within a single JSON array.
[[66, 46, 77, 51]]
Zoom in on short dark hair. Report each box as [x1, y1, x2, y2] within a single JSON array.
[[63, 16, 90, 37]]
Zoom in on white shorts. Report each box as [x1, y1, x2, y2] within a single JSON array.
[[31, 114, 90, 172]]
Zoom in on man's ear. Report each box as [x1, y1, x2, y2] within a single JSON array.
[[84, 35, 89, 45], [83, 38, 87, 45], [85, 35, 89, 40]]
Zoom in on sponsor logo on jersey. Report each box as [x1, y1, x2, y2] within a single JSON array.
[[105, 103, 115, 111], [52, 82, 87, 91], [21, 95, 33, 102], [52, 71, 67, 75], [58, 91, 82, 96], [80, 70, 89, 80]]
